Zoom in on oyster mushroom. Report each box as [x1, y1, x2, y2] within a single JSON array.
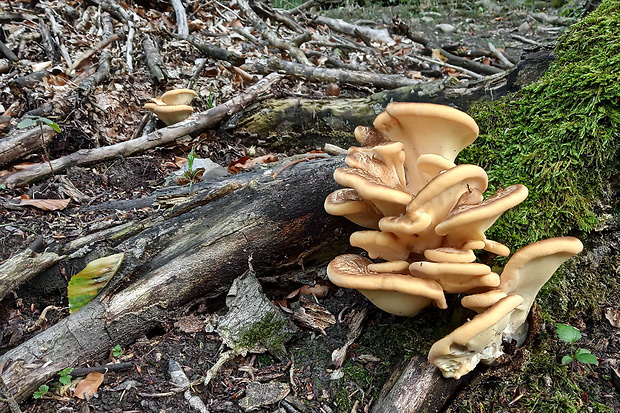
[[327, 254, 447, 316]]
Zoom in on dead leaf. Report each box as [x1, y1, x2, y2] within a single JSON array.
[[431, 48, 447, 62], [228, 154, 277, 174], [293, 296, 335, 335], [20, 198, 70, 211], [605, 307, 620, 328], [14, 162, 39, 171], [73, 371, 104, 399], [299, 284, 331, 298], [174, 315, 206, 334]]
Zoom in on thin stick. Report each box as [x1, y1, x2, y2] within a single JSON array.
[[407, 54, 484, 80], [171, 0, 189, 36], [488, 42, 515, 68]]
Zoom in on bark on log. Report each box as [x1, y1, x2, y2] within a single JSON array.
[[0, 155, 355, 411], [373, 356, 469, 413], [220, 73, 509, 151], [0, 238, 61, 301], [0, 125, 56, 168], [0, 73, 282, 187]]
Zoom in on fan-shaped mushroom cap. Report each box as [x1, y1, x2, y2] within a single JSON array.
[[367, 260, 410, 273], [349, 230, 411, 261], [424, 247, 476, 263], [324, 188, 382, 230], [416, 154, 456, 180], [159, 88, 197, 105], [327, 254, 447, 316], [145, 103, 194, 125], [373, 102, 479, 194], [436, 184, 529, 255], [429, 294, 524, 379], [409, 261, 499, 293], [462, 237, 583, 345], [333, 167, 411, 217], [354, 125, 390, 147], [379, 164, 488, 237], [346, 143, 407, 191]]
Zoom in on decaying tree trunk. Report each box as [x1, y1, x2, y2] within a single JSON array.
[[221, 47, 554, 151], [373, 356, 469, 413], [0, 156, 357, 410]]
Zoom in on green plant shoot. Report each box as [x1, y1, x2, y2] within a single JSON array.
[[112, 344, 123, 357], [16, 115, 61, 178], [556, 323, 599, 366], [33, 384, 49, 399], [58, 367, 74, 385]]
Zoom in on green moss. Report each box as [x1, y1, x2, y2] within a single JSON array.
[[237, 311, 290, 355], [462, 0, 620, 252]]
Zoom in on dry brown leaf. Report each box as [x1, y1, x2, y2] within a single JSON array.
[[293, 296, 335, 335], [227, 154, 277, 174], [174, 315, 206, 333], [299, 284, 331, 298], [13, 162, 39, 171], [20, 198, 71, 211], [74, 371, 104, 399], [605, 307, 620, 328]]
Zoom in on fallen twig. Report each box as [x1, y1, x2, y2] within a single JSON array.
[[488, 42, 515, 68], [237, 0, 311, 65], [246, 57, 420, 89]]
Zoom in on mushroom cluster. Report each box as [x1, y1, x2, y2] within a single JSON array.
[[145, 88, 196, 125], [325, 102, 583, 379]]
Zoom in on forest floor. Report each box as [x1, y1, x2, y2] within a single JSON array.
[[1, 0, 619, 412]]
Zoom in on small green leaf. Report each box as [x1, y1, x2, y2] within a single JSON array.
[[68, 252, 124, 313], [59, 367, 73, 376], [17, 118, 37, 129], [556, 323, 581, 344], [112, 344, 123, 357], [575, 349, 599, 365], [59, 375, 72, 385], [561, 355, 574, 365], [39, 117, 61, 132], [33, 384, 49, 399]]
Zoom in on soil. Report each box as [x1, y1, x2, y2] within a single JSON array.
[[1, 0, 618, 412]]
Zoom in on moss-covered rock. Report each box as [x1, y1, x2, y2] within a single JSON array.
[[462, 0, 620, 251]]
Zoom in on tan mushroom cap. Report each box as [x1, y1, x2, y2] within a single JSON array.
[[379, 164, 488, 236], [159, 88, 197, 105], [333, 167, 411, 217], [145, 103, 194, 125], [435, 184, 529, 256], [462, 237, 583, 345], [350, 230, 411, 261], [346, 144, 407, 191], [354, 125, 390, 147], [416, 154, 456, 180], [424, 247, 476, 263], [324, 188, 382, 230], [373, 102, 479, 194], [327, 254, 447, 316], [409, 261, 499, 293], [367, 260, 411, 273], [429, 294, 524, 379]]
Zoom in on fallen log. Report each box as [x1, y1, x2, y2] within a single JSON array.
[[223, 47, 554, 152], [0, 155, 358, 411], [372, 356, 469, 412], [0, 124, 56, 168]]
